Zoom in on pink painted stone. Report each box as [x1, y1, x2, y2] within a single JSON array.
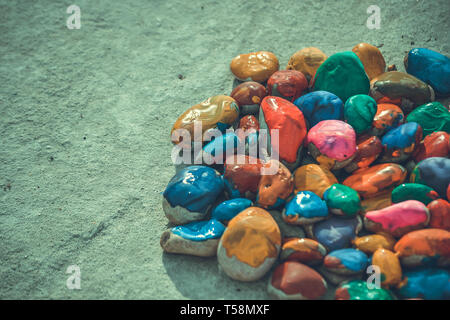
[[364, 200, 430, 238], [306, 120, 356, 161]]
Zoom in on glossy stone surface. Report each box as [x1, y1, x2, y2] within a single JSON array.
[[230, 51, 279, 83], [370, 103, 404, 136], [345, 135, 382, 173], [202, 132, 239, 164], [379, 122, 422, 163], [406, 102, 450, 137], [335, 280, 395, 300], [286, 47, 328, 80], [293, 91, 343, 129], [280, 238, 327, 265], [163, 166, 224, 224], [364, 200, 430, 238], [267, 70, 308, 102], [223, 155, 263, 199], [282, 191, 329, 225], [312, 51, 370, 103], [391, 183, 439, 205], [236, 115, 259, 142], [343, 163, 407, 199], [306, 120, 356, 170], [211, 198, 253, 223], [404, 48, 450, 97], [352, 233, 396, 254], [217, 207, 281, 281], [372, 248, 402, 287], [323, 184, 361, 217], [293, 164, 338, 198], [230, 81, 267, 115], [413, 131, 450, 163], [410, 157, 450, 199], [427, 199, 450, 231], [394, 228, 450, 268], [369, 71, 435, 114], [397, 268, 450, 300], [361, 191, 392, 214], [352, 42, 386, 80], [344, 94, 377, 134], [268, 261, 327, 300], [323, 248, 369, 275]]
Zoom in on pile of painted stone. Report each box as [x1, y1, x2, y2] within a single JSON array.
[[161, 44, 450, 300]]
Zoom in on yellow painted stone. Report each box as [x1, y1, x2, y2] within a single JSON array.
[[230, 51, 279, 83], [352, 43, 386, 80], [286, 47, 327, 80], [361, 191, 392, 214], [353, 233, 396, 254], [372, 248, 402, 288], [293, 164, 337, 198]]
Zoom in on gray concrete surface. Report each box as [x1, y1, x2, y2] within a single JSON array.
[[0, 0, 449, 299]]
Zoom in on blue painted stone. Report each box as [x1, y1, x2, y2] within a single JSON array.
[[203, 132, 239, 157], [381, 122, 420, 149], [311, 216, 361, 251], [171, 219, 226, 241], [283, 191, 328, 224], [411, 157, 450, 199], [211, 198, 253, 222], [397, 268, 450, 300], [324, 248, 369, 273], [163, 166, 224, 213], [293, 91, 344, 128], [405, 48, 450, 97]]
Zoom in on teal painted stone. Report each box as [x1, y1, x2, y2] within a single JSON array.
[[391, 183, 439, 205], [323, 184, 362, 217], [312, 51, 370, 103], [406, 102, 450, 137], [344, 95, 377, 134]]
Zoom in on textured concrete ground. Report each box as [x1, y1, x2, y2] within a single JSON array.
[[0, 0, 449, 299]]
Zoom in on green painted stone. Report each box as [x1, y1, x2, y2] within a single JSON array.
[[313, 51, 370, 103], [406, 102, 450, 137], [336, 280, 395, 300], [391, 183, 439, 205], [344, 95, 377, 134], [323, 183, 361, 217]]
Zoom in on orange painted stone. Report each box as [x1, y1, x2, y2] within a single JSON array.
[[412, 131, 450, 162], [286, 47, 328, 80], [256, 160, 294, 209], [345, 134, 382, 173], [343, 163, 407, 199], [352, 233, 396, 254], [394, 228, 450, 268], [360, 191, 392, 214], [371, 248, 402, 288], [427, 199, 450, 231], [280, 238, 327, 265], [352, 43, 386, 80], [370, 103, 404, 136], [230, 51, 279, 83], [223, 155, 263, 199], [293, 164, 338, 198], [217, 207, 281, 281]]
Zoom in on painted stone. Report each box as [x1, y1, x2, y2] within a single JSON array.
[[230, 81, 267, 115], [379, 122, 422, 163], [217, 207, 281, 281], [410, 157, 450, 199], [211, 198, 253, 224], [317, 265, 363, 286], [267, 70, 308, 102], [364, 200, 430, 238], [306, 216, 362, 251], [406, 102, 450, 137], [352, 43, 386, 80], [361, 191, 392, 214], [413, 131, 450, 162], [268, 261, 327, 300], [269, 210, 305, 239], [280, 238, 327, 265], [293, 91, 343, 129], [256, 160, 294, 210], [427, 199, 450, 231], [306, 120, 357, 170], [370, 103, 404, 136], [345, 135, 382, 173], [160, 219, 226, 257], [312, 51, 370, 103], [404, 48, 450, 97], [323, 184, 362, 217], [372, 248, 402, 288], [223, 155, 263, 199], [171, 95, 239, 147], [343, 163, 407, 199], [335, 280, 395, 300], [163, 166, 224, 225], [282, 191, 329, 225], [286, 47, 328, 80], [236, 114, 259, 142], [391, 183, 439, 206], [397, 268, 450, 300], [394, 228, 450, 268], [293, 164, 338, 198], [323, 248, 369, 275], [352, 233, 396, 254], [230, 51, 279, 83], [201, 132, 239, 165], [344, 94, 377, 134], [259, 96, 307, 170], [369, 71, 435, 114]]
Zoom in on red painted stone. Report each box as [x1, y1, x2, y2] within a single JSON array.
[[427, 199, 450, 231], [267, 70, 308, 102], [224, 155, 263, 196], [413, 131, 450, 162]]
